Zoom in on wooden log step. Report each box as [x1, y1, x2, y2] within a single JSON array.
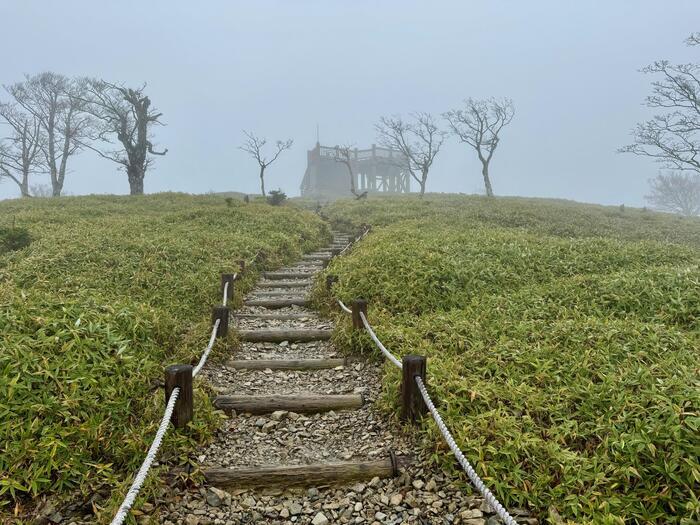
[[234, 313, 315, 320], [213, 393, 363, 414], [237, 328, 332, 342], [227, 357, 347, 370], [202, 454, 408, 488], [243, 298, 309, 308], [264, 272, 317, 279], [258, 280, 313, 288], [252, 290, 310, 297], [302, 254, 331, 260]]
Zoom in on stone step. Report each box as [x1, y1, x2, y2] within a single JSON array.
[[237, 328, 332, 342]]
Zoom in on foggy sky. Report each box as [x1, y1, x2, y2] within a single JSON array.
[[1, 1, 698, 206]]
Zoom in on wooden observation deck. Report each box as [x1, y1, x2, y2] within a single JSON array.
[[300, 143, 410, 199]]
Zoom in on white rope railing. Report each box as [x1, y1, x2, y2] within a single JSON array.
[[110, 387, 181, 525], [221, 273, 238, 306], [337, 299, 352, 314], [222, 281, 229, 305], [359, 311, 403, 369], [415, 376, 518, 525], [111, 314, 222, 523], [193, 318, 221, 377], [330, 229, 517, 523]]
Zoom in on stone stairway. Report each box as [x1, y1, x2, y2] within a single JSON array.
[[159, 232, 534, 525]]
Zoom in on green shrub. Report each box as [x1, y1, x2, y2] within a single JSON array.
[[0, 193, 329, 518], [267, 189, 287, 206], [319, 196, 700, 523], [0, 226, 31, 253]]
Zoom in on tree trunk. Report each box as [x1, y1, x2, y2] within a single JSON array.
[[481, 161, 494, 197], [418, 170, 428, 197], [259, 165, 266, 196], [20, 178, 30, 198], [127, 164, 145, 195]]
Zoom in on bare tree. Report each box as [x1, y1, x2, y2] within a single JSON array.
[[239, 131, 293, 196], [5, 73, 92, 196], [443, 98, 515, 197], [333, 145, 366, 199], [82, 80, 167, 195], [0, 103, 44, 197], [620, 33, 699, 173], [375, 113, 444, 197], [646, 171, 700, 216]]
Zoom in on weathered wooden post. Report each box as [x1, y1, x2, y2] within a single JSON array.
[[326, 275, 338, 292], [165, 364, 193, 428], [401, 355, 427, 422], [238, 259, 246, 274], [221, 273, 235, 301], [351, 299, 368, 330], [212, 305, 230, 337]]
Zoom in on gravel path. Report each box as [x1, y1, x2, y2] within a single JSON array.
[[159, 234, 538, 525]]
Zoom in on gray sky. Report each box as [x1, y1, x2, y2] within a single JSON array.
[[0, 1, 698, 205]]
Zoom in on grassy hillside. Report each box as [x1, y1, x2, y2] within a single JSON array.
[[0, 194, 329, 520], [320, 195, 700, 524]]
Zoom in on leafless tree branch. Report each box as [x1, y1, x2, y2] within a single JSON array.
[[80, 79, 167, 195], [375, 112, 444, 196], [620, 34, 700, 175], [645, 171, 700, 216], [443, 97, 514, 197], [4, 72, 94, 196], [239, 130, 293, 196], [0, 102, 45, 197]]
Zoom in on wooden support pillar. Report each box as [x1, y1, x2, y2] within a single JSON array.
[[221, 273, 235, 301], [212, 305, 230, 337], [165, 364, 193, 428], [351, 299, 368, 331], [401, 355, 427, 422]]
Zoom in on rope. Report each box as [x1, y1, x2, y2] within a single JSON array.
[[110, 387, 180, 525], [192, 318, 221, 377], [414, 376, 518, 525], [339, 227, 369, 255], [221, 272, 238, 306], [222, 281, 229, 306], [337, 299, 352, 314], [359, 311, 403, 369]]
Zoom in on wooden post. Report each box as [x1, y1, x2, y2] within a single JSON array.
[[165, 364, 193, 428], [221, 273, 235, 301], [212, 306, 230, 337], [326, 275, 338, 292], [238, 259, 246, 274], [401, 355, 427, 422], [351, 299, 368, 331]]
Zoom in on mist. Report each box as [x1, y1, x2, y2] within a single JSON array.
[[1, 0, 698, 205]]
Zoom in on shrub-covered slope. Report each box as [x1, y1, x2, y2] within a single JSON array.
[[0, 194, 328, 518], [321, 196, 700, 524]]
